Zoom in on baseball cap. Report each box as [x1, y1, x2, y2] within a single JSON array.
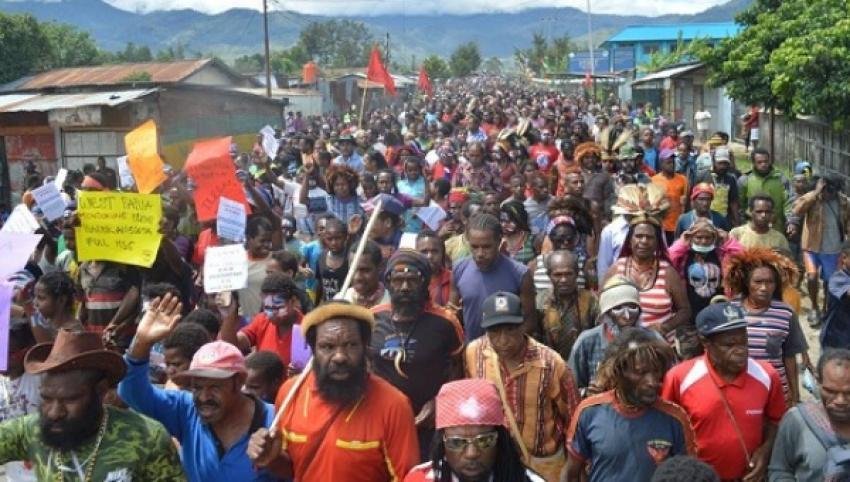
[[695, 302, 747, 337], [481, 291, 523, 329], [435, 379, 506, 429], [713, 148, 731, 163], [172, 341, 246, 382]]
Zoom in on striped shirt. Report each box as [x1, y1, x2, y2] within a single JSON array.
[[532, 250, 589, 308], [614, 258, 674, 335], [731, 299, 807, 397], [464, 335, 580, 458]]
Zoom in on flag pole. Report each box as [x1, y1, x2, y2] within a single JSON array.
[[358, 79, 368, 129]]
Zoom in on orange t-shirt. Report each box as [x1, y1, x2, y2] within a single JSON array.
[[652, 173, 688, 232], [276, 373, 419, 482], [240, 311, 303, 365]]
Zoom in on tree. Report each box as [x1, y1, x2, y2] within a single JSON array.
[[513, 33, 573, 76], [0, 13, 55, 83], [449, 42, 481, 77], [233, 54, 264, 74], [482, 57, 503, 75], [422, 54, 450, 79], [120, 71, 152, 82], [42, 22, 101, 68], [297, 19, 373, 68], [638, 33, 696, 74]]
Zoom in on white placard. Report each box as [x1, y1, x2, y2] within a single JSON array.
[[0, 205, 40, 234], [0, 232, 43, 279], [259, 125, 280, 160], [415, 205, 447, 231], [203, 244, 248, 294], [54, 168, 68, 190], [32, 183, 66, 221], [115, 155, 136, 189], [216, 197, 246, 242], [399, 232, 418, 249]]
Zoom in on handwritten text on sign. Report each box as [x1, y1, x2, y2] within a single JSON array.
[[184, 136, 249, 222], [76, 191, 162, 268], [203, 244, 248, 293]]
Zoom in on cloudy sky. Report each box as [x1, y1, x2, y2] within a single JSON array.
[[103, 0, 730, 16]]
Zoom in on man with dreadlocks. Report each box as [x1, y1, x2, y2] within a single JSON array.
[[404, 379, 544, 482], [565, 328, 696, 482], [370, 250, 464, 460]]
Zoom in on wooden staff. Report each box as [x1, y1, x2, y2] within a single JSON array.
[[269, 198, 384, 433], [358, 80, 369, 129]]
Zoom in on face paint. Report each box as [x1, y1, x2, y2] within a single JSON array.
[[263, 293, 288, 320]]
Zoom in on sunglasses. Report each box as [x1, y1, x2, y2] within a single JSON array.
[[443, 432, 499, 452], [611, 304, 640, 317]]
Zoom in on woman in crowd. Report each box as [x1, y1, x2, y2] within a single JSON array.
[[31, 270, 83, 342], [500, 201, 537, 265]]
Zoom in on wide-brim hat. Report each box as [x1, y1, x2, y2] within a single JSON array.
[[25, 329, 125, 385]]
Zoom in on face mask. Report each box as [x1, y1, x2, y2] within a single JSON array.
[[691, 243, 714, 254]]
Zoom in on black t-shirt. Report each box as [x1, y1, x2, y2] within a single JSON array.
[[369, 306, 463, 413], [317, 249, 348, 301]]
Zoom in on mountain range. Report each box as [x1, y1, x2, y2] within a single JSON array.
[[0, 0, 752, 60]]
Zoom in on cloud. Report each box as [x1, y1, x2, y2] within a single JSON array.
[[104, 0, 729, 16]]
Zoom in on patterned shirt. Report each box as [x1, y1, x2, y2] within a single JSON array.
[[731, 299, 807, 397], [453, 162, 502, 193], [538, 290, 599, 362], [0, 406, 185, 481], [464, 335, 580, 458]]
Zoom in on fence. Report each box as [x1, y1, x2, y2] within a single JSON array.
[[760, 110, 850, 182]]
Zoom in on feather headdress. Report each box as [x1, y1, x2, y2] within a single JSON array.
[[598, 125, 634, 160], [724, 247, 800, 296], [611, 184, 670, 226]]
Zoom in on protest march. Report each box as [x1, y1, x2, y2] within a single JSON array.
[[1, 7, 850, 481]]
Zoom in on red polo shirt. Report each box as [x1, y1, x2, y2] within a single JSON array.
[[239, 310, 303, 365], [661, 355, 786, 479]]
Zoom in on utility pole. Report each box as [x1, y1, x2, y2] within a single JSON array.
[[263, 0, 272, 98], [586, 0, 595, 99], [385, 33, 390, 65]]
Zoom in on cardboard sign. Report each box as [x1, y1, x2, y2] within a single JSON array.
[[260, 125, 280, 160], [203, 244, 248, 293], [54, 168, 68, 190], [1, 204, 40, 234], [216, 197, 246, 242], [76, 191, 162, 267], [115, 155, 136, 189], [0, 232, 43, 279], [184, 136, 249, 222], [0, 281, 12, 371], [125, 120, 167, 194], [32, 182, 66, 221], [399, 232, 418, 249], [415, 205, 446, 231]]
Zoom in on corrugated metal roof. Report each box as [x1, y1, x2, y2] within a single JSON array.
[[19, 59, 214, 89], [631, 63, 704, 85], [605, 22, 740, 44], [0, 89, 157, 112]]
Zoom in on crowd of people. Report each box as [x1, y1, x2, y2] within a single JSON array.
[[1, 76, 850, 482]]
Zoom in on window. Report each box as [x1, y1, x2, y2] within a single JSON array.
[[642, 43, 660, 55]]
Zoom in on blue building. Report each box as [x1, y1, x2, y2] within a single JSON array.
[[601, 22, 741, 75]]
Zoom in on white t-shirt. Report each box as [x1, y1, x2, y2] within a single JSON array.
[[694, 110, 712, 131]]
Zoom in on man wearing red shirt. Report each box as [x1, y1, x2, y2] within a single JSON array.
[[219, 273, 303, 366], [528, 128, 560, 174], [662, 302, 786, 481]]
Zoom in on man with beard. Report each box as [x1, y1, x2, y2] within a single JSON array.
[[0, 329, 184, 480], [120, 293, 276, 481], [248, 301, 420, 481], [565, 329, 696, 482], [770, 348, 850, 481], [370, 250, 464, 459], [662, 303, 786, 481]]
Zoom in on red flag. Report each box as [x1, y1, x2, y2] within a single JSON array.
[[366, 45, 396, 96], [417, 65, 433, 97]]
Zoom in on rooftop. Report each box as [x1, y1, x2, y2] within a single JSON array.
[[604, 22, 741, 44], [13, 58, 247, 90]]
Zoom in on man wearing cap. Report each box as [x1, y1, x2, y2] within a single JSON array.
[[0, 329, 185, 480], [614, 145, 651, 192], [464, 291, 579, 481], [695, 147, 740, 226], [371, 250, 464, 459], [369, 193, 408, 259], [404, 379, 544, 482], [119, 294, 276, 482], [674, 182, 731, 238], [334, 131, 364, 173], [569, 276, 647, 395], [248, 301, 419, 481], [662, 303, 787, 481]]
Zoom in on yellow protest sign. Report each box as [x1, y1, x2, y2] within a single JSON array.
[[76, 191, 162, 267], [125, 119, 167, 194]]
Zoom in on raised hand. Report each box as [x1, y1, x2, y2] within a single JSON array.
[[135, 293, 183, 346]]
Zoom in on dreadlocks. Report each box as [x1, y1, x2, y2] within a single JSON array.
[[595, 328, 675, 404]]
